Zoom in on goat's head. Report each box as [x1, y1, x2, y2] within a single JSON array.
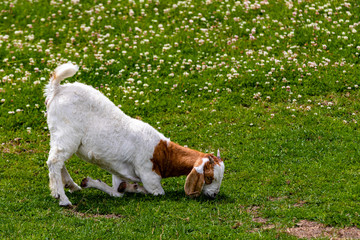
[[184, 150, 225, 199]]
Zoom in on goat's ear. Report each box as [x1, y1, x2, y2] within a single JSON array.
[[184, 167, 205, 198]]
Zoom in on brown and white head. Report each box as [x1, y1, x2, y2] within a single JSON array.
[[184, 149, 225, 199]]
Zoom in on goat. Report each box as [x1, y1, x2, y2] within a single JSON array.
[[44, 62, 225, 206]]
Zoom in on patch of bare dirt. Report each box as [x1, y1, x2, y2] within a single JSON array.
[[246, 206, 261, 216], [1, 138, 42, 154], [268, 196, 288, 201], [64, 209, 125, 219], [250, 224, 277, 233], [286, 220, 360, 239], [293, 200, 307, 208], [252, 217, 268, 224], [238, 205, 360, 238], [246, 206, 277, 232], [231, 221, 243, 229], [337, 227, 360, 239]]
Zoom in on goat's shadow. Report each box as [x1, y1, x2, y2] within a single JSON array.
[[65, 189, 234, 215]]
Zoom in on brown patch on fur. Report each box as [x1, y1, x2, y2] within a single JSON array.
[[117, 182, 127, 193], [203, 160, 215, 184], [80, 178, 89, 188], [151, 141, 202, 178], [151, 140, 221, 179]]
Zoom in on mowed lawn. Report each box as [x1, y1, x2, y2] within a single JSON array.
[[1, 0, 360, 239]]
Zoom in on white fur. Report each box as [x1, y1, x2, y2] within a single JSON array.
[[193, 157, 225, 199], [44, 62, 79, 107], [203, 161, 225, 198], [45, 63, 224, 206], [194, 158, 209, 174], [45, 63, 169, 206]]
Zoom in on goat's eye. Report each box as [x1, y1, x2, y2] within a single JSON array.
[[205, 176, 213, 184]]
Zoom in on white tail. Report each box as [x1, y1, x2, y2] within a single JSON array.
[[44, 62, 79, 106], [52, 62, 79, 85]]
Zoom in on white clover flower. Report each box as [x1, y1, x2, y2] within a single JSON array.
[[129, 9, 135, 17]]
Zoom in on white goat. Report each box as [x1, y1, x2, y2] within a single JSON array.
[[45, 63, 225, 206]]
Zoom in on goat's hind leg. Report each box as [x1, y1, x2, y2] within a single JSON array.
[[81, 177, 123, 197], [80, 175, 148, 197], [62, 166, 81, 193], [112, 175, 147, 194], [47, 147, 74, 207]]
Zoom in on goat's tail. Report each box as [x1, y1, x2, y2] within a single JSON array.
[[51, 62, 79, 86], [44, 62, 79, 106]]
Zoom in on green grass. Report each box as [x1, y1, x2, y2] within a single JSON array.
[[1, 0, 360, 239]]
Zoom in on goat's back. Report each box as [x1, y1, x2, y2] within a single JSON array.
[[46, 82, 168, 166]]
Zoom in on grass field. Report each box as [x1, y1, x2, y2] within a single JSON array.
[[1, 0, 360, 239]]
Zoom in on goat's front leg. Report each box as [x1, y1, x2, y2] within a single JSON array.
[[47, 148, 73, 207], [139, 171, 165, 196], [61, 166, 81, 193]]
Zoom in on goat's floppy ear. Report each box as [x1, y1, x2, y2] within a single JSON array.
[[184, 168, 204, 197], [184, 159, 206, 197]]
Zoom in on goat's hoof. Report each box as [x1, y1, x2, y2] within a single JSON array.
[[80, 178, 89, 188], [52, 193, 60, 199], [118, 182, 127, 193], [137, 185, 148, 194], [59, 202, 73, 208], [69, 184, 82, 193], [59, 198, 72, 207]]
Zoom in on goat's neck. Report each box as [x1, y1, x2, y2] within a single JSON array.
[[151, 141, 206, 178]]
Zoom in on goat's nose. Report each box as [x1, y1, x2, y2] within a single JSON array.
[[208, 193, 217, 199]]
